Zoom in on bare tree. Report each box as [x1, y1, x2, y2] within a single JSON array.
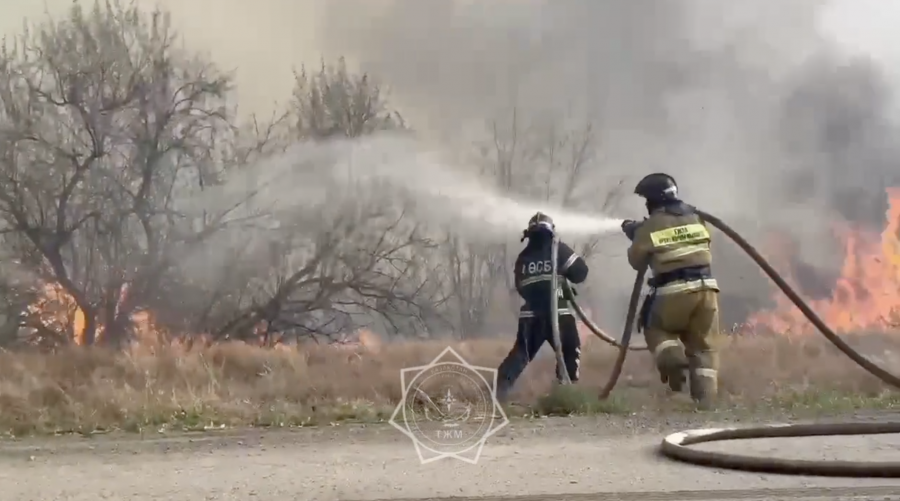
[[439, 234, 506, 337], [0, 3, 621, 347], [206, 204, 444, 343], [175, 58, 445, 344], [292, 57, 405, 139], [0, 1, 239, 346], [522, 115, 624, 259]]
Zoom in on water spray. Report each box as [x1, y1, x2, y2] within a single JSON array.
[[194, 134, 624, 250], [567, 208, 900, 477]]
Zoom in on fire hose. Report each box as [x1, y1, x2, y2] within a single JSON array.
[[550, 208, 900, 477], [549, 231, 645, 395]]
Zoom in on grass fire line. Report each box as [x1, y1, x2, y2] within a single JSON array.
[[3, 188, 900, 436], [745, 186, 900, 334]]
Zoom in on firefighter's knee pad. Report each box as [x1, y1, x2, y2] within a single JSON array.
[[653, 340, 687, 392], [653, 339, 687, 370]]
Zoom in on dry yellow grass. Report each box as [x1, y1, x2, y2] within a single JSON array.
[[0, 333, 899, 436]]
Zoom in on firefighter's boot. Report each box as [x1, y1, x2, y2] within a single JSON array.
[[495, 347, 529, 404], [660, 358, 688, 393], [688, 353, 718, 410]]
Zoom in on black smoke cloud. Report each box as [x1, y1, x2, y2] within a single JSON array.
[[309, 0, 900, 326], [779, 56, 899, 225]]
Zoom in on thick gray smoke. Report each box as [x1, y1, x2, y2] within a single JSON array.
[[308, 0, 900, 325]]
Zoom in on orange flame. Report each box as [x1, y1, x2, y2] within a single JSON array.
[[26, 282, 169, 346], [25, 282, 386, 349], [747, 187, 900, 334], [25, 283, 87, 344]]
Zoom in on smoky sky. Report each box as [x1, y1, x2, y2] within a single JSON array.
[[779, 56, 899, 224], [308, 0, 900, 325], [312, 0, 897, 225]]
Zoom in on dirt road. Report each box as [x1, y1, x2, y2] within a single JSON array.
[[1, 415, 899, 501]]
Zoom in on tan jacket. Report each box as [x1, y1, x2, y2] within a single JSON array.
[[627, 207, 718, 295]]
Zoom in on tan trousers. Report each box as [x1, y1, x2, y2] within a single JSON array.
[[643, 289, 721, 404]]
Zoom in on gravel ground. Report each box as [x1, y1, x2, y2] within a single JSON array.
[[1, 414, 900, 501]]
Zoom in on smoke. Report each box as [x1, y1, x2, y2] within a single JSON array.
[[185, 133, 624, 243], [300, 0, 900, 324], [6, 0, 897, 332], [311, 0, 822, 216]]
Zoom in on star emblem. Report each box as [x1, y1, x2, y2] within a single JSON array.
[[389, 346, 509, 464]]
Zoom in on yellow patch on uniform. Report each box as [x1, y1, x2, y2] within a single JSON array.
[[649, 224, 710, 247]]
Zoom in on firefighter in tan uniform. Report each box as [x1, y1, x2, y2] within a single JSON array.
[[620, 173, 721, 409]]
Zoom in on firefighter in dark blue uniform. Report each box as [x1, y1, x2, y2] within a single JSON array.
[[496, 212, 590, 402]]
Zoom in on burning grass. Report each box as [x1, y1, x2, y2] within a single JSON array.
[[2, 187, 896, 437], [1, 333, 899, 437]]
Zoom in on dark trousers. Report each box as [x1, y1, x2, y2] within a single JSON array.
[[496, 314, 581, 402]]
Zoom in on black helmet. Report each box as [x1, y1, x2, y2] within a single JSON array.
[[634, 173, 679, 203], [522, 211, 555, 241]]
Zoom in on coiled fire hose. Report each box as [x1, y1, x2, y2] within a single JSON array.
[[555, 209, 900, 477]]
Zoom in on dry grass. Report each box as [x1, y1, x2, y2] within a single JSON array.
[[1, 333, 900, 436]]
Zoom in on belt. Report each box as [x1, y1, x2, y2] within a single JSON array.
[[519, 309, 573, 318], [648, 265, 712, 287], [648, 265, 719, 296]]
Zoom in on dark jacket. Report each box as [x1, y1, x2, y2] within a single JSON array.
[[514, 233, 588, 317]]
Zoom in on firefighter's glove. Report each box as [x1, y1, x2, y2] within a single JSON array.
[[621, 219, 640, 241]]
